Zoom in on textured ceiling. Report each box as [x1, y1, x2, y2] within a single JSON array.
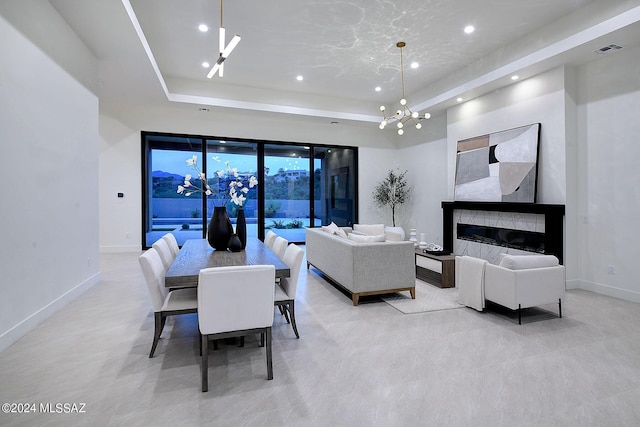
[[49, 0, 640, 123]]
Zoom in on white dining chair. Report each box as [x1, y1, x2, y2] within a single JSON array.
[[162, 233, 180, 258], [264, 230, 277, 249], [272, 236, 288, 260], [198, 265, 276, 392], [275, 244, 305, 338], [152, 238, 174, 271], [138, 248, 197, 358]]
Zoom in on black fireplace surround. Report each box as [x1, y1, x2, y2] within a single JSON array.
[[442, 201, 565, 264]]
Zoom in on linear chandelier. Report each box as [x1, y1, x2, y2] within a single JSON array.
[[207, 0, 241, 78], [379, 42, 430, 135]]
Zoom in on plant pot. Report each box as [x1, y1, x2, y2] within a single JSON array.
[[207, 206, 233, 250]]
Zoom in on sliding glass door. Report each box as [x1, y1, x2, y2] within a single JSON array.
[[205, 139, 258, 239], [263, 144, 313, 243], [143, 132, 357, 248], [313, 146, 358, 227]]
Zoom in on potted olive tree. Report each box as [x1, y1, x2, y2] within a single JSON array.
[[372, 169, 411, 239]]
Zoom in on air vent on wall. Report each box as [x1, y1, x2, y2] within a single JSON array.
[[595, 44, 623, 55]]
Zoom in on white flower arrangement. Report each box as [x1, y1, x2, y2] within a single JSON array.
[[177, 155, 258, 207]]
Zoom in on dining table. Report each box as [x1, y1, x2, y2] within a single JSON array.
[[165, 238, 290, 288]]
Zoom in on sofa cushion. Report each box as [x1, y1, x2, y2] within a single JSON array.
[[499, 254, 559, 270], [348, 233, 386, 243], [353, 223, 385, 236]]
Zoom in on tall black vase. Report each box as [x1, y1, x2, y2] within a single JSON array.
[[207, 206, 233, 250], [236, 207, 247, 249]]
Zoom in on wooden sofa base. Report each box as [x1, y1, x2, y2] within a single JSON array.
[[308, 262, 416, 306]]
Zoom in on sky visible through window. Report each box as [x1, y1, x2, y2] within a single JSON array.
[[152, 150, 310, 176]]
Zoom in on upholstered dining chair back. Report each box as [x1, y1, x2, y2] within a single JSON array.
[[198, 264, 276, 391], [152, 238, 174, 271], [264, 230, 278, 249], [139, 248, 197, 357], [272, 236, 288, 260], [139, 248, 169, 312], [274, 244, 305, 339], [280, 244, 304, 300], [161, 233, 180, 258], [198, 265, 275, 334]]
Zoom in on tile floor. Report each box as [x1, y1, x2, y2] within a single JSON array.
[[1, 250, 640, 426]]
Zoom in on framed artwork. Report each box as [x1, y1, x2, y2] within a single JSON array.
[[454, 123, 540, 202]]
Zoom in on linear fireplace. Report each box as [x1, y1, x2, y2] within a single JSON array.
[[442, 201, 565, 264], [457, 223, 546, 253]]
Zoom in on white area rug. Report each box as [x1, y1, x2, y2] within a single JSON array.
[[382, 280, 463, 314]]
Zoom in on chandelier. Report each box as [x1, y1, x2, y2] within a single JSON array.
[[379, 42, 430, 135], [207, 0, 241, 78]]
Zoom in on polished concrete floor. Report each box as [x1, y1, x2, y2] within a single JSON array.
[[1, 250, 640, 426]]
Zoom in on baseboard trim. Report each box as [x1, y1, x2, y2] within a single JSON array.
[[571, 279, 640, 304], [0, 272, 101, 353]]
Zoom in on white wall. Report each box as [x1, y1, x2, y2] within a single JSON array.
[[99, 115, 141, 252], [575, 45, 640, 302], [396, 113, 449, 246], [357, 147, 402, 226], [397, 68, 569, 257], [0, 4, 100, 352], [447, 67, 568, 205]]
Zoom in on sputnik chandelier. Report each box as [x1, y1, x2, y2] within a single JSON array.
[[379, 42, 430, 135], [207, 0, 241, 78]]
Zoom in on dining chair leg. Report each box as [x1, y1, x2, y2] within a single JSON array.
[[150, 312, 163, 358], [265, 327, 273, 380], [289, 301, 300, 339], [201, 334, 209, 392], [282, 304, 291, 324], [260, 332, 265, 347]]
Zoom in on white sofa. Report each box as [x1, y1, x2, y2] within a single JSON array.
[[305, 226, 415, 305], [458, 254, 565, 324]]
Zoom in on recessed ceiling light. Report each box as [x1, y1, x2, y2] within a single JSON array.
[[457, 97, 464, 102], [375, 86, 381, 92], [511, 75, 519, 80], [464, 25, 475, 34], [410, 62, 419, 69], [296, 75, 303, 81], [198, 24, 208, 32], [202, 61, 210, 68]]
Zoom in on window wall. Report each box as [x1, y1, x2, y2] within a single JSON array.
[[142, 132, 357, 248]]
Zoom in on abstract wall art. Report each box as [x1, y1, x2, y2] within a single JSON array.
[[454, 123, 540, 203]]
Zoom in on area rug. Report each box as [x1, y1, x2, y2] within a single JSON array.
[[382, 280, 463, 314]]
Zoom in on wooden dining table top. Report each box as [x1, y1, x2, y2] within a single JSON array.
[[165, 238, 290, 288]]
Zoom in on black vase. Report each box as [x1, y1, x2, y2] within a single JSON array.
[[207, 206, 233, 250], [236, 207, 247, 249], [228, 234, 243, 252]]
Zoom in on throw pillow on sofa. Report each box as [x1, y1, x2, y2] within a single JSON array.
[[499, 254, 559, 270], [353, 223, 385, 236], [383, 227, 404, 242], [323, 222, 348, 239], [348, 233, 386, 243]]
